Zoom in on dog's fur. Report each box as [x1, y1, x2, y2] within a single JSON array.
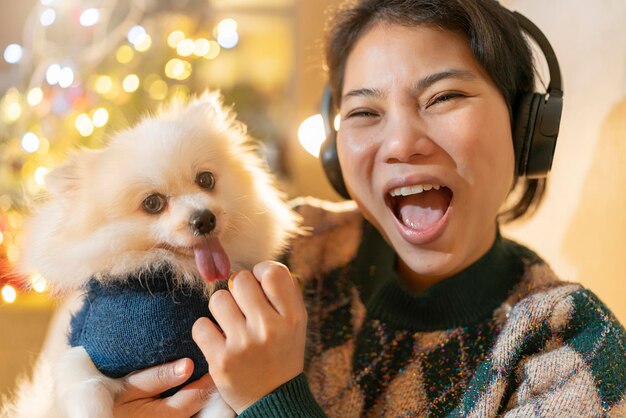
[[2, 91, 302, 418]]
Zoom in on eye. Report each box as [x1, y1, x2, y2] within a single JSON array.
[[427, 92, 464, 108], [142, 193, 167, 214], [196, 171, 215, 190], [345, 109, 379, 119]]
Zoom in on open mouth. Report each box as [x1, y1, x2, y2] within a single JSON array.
[[386, 183, 453, 233]]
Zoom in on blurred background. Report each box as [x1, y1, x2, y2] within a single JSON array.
[[0, 0, 625, 403]]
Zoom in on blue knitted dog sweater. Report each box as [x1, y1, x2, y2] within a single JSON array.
[[69, 267, 220, 395]]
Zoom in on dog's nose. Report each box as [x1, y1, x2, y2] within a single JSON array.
[[189, 210, 217, 235]]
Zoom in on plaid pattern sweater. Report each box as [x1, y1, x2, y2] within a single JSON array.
[[241, 199, 626, 417]]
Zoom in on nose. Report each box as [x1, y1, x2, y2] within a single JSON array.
[[189, 210, 217, 235], [380, 111, 437, 164]]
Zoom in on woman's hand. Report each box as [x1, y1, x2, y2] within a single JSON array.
[[192, 261, 308, 414], [113, 358, 216, 418]]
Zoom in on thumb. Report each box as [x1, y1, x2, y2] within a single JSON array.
[[116, 358, 194, 402]]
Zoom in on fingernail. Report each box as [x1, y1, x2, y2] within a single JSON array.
[[228, 271, 241, 289], [175, 359, 187, 376]]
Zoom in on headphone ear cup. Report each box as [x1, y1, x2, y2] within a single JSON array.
[[512, 93, 542, 177], [320, 118, 351, 199]]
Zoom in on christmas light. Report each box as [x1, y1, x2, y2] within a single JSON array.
[[46, 64, 62, 85], [216, 18, 238, 35], [95, 75, 113, 94], [21, 132, 41, 153], [217, 31, 239, 49], [75, 113, 94, 137], [116, 45, 134, 63], [165, 58, 191, 80], [31, 274, 48, 293], [167, 30, 185, 48], [40, 8, 56, 26], [3, 44, 23, 64], [0, 231, 3, 245], [123, 74, 140, 92], [58, 67, 75, 88], [27, 88, 44, 106], [176, 39, 194, 57], [133, 34, 152, 52], [298, 114, 325, 158], [204, 41, 220, 59], [127, 25, 146, 45], [34, 167, 49, 186], [146, 79, 168, 100], [193, 38, 210, 56], [80, 8, 100, 27], [92, 108, 109, 127], [6, 102, 22, 121], [1, 285, 17, 304]]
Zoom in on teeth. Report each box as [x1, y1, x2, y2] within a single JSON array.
[[390, 183, 442, 197]]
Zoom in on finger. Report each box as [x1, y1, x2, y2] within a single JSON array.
[[208, 289, 246, 340], [252, 261, 304, 317], [228, 270, 278, 321], [117, 358, 193, 402], [164, 373, 218, 415], [192, 316, 225, 360]]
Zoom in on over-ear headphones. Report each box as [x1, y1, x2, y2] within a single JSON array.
[[320, 10, 563, 199]]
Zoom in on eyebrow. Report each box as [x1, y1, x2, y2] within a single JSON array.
[[342, 68, 477, 102]]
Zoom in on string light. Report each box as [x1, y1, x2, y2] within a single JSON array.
[[95, 75, 113, 94], [127, 25, 146, 44], [40, 8, 56, 26], [133, 34, 152, 52], [1, 285, 17, 304], [116, 45, 134, 63], [46, 64, 62, 85], [298, 114, 326, 158], [92, 108, 109, 127], [215, 18, 239, 49], [5, 102, 22, 122], [27, 88, 44, 106], [21, 132, 41, 153], [167, 30, 185, 48], [204, 40, 220, 59], [3, 44, 23, 64], [31, 274, 48, 293], [34, 167, 49, 186], [176, 39, 194, 57], [80, 8, 100, 27], [122, 74, 140, 92], [58, 67, 75, 88], [75, 113, 95, 137]]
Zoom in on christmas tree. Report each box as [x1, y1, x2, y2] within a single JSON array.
[[0, 0, 294, 304]]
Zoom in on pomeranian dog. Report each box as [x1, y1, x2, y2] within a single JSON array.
[[5, 91, 302, 418]]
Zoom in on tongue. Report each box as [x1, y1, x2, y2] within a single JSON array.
[[397, 189, 450, 231], [194, 237, 231, 282]]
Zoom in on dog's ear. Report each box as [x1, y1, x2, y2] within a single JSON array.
[[45, 149, 99, 197]]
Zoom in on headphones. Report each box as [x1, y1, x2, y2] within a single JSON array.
[[320, 10, 563, 199]]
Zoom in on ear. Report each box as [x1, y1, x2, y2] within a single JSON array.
[[45, 149, 100, 197]]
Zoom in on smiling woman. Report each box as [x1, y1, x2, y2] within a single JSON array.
[[242, 0, 626, 416]]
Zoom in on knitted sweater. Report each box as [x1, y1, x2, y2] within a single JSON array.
[[69, 267, 219, 396], [241, 199, 626, 417]]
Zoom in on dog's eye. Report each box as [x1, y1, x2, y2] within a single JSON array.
[[142, 193, 167, 214], [196, 171, 215, 190]]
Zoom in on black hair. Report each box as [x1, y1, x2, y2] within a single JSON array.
[[325, 0, 547, 222]]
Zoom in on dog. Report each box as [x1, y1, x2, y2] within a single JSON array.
[[4, 91, 302, 418]]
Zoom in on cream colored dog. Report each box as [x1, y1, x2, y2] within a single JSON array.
[[3, 91, 301, 418]]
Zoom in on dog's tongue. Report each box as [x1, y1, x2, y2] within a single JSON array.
[[194, 237, 230, 282], [397, 189, 450, 231]]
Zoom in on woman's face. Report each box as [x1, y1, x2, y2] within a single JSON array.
[[337, 23, 514, 284]]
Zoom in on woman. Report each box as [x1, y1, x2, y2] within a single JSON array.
[[115, 0, 626, 416]]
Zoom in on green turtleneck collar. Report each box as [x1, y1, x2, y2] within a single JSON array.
[[351, 221, 530, 331]]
